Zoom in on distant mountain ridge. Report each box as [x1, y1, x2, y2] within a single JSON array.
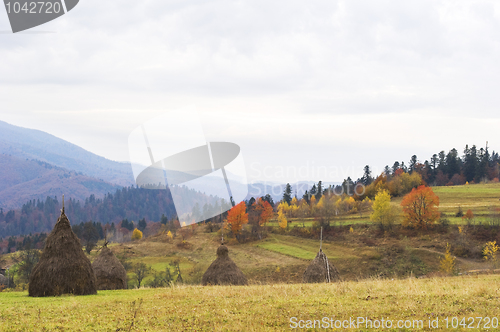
[[0, 154, 120, 209], [0, 120, 134, 186]]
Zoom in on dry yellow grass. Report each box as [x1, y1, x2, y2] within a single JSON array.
[[1, 275, 500, 331]]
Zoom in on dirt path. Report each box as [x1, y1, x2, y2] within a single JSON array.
[[413, 247, 493, 273]]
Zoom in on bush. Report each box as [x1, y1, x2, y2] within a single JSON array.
[[440, 243, 457, 275], [131, 228, 143, 240], [176, 241, 193, 250]]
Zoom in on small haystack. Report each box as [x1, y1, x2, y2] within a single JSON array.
[[202, 245, 248, 286], [303, 249, 341, 283], [92, 245, 127, 290], [29, 203, 97, 297]]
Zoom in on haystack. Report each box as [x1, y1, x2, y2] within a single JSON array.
[[202, 245, 247, 286], [29, 209, 97, 297], [92, 245, 127, 290], [303, 249, 341, 283]]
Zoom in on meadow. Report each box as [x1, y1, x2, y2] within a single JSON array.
[[1, 182, 500, 330], [2, 275, 500, 331]]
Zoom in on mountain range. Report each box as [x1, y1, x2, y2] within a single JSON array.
[[0, 120, 339, 211], [0, 120, 134, 209]]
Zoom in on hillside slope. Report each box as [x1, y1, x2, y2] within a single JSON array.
[[0, 120, 134, 186], [0, 154, 119, 209]]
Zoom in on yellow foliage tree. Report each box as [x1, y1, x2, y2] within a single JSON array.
[[440, 243, 456, 275], [483, 241, 499, 269], [278, 210, 288, 229], [316, 195, 336, 226], [370, 190, 399, 229], [167, 230, 173, 241], [132, 228, 143, 240]]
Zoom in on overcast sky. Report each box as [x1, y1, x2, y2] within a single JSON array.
[[1, 0, 499, 184]]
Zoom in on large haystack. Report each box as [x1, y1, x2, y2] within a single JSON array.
[[92, 245, 127, 290], [303, 249, 341, 283], [202, 245, 247, 286], [29, 210, 97, 297]]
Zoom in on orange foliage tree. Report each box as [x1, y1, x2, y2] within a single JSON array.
[[401, 185, 440, 229], [463, 209, 474, 223], [226, 201, 248, 237]]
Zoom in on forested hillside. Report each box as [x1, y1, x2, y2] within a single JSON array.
[[0, 185, 221, 238]]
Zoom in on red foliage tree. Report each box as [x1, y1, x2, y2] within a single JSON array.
[[401, 185, 440, 229]]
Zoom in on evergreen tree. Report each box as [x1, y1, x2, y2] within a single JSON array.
[[262, 194, 274, 207], [463, 145, 478, 182], [282, 183, 292, 205], [477, 146, 489, 182], [138, 218, 147, 231], [392, 161, 400, 175], [409, 155, 418, 173], [315, 181, 323, 200], [384, 165, 391, 177], [361, 165, 373, 185], [446, 148, 460, 177]]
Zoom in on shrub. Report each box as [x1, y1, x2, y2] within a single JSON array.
[[440, 243, 456, 275], [483, 241, 499, 269], [131, 228, 143, 240]]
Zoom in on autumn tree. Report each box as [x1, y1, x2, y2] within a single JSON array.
[[255, 198, 274, 226], [226, 201, 248, 240], [249, 198, 274, 239], [132, 228, 143, 240], [278, 210, 288, 229], [463, 209, 474, 224], [370, 189, 400, 230], [440, 243, 456, 275], [297, 199, 309, 226], [483, 241, 499, 269], [401, 185, 440, 229], [316, 194, 336, 226]]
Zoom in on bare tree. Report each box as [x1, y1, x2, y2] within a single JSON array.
[[133, 263, 150, 288]]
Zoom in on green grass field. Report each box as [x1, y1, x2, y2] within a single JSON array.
[[2, 275, 500, 331], [393, 182, 500, 214]]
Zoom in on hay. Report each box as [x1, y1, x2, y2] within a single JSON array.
[[92, 246, 127, 290], [202, 245, 248, 286], [28, 211, 97, 297], [303, 249, 341, 283]]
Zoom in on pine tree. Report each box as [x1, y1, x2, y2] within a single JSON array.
[[282, 183, 292, 205], [315, 181, 323, 200]]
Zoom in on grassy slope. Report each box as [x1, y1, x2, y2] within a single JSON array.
[[393, 182, 500, 222], [2, 276, 500, 331]]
